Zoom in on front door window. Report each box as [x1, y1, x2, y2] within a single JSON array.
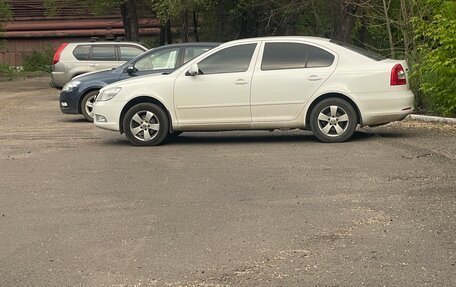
[[197, 44, 257, 74]]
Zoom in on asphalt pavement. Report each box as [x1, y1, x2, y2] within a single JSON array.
[[0, 77, 455, 286]]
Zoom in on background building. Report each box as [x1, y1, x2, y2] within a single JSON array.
[[0, 0, 159, 66]]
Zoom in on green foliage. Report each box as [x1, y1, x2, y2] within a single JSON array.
[[0, 0, 10, 21], [88, 0, 124, 16], [413, 0, 456, 117], [0, 0, 11, 48], [22, 49, 54, 73], [43, 0, 60, 17], [0, 63, 13, 77]]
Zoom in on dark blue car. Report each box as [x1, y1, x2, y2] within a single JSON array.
[[59, 42, 218, 121]]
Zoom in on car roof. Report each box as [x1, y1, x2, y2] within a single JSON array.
[[145, 43, 220, 53], [149, 42, 220, 49], [68, 41, 145, 46], [223, 36, 331, 45]]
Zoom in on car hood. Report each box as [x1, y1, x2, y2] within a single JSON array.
[[100, 73, 167, 92], [73, 68, 121, 83]]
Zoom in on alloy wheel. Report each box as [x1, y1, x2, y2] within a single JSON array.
[[129, 110, 160, 141], [317, 105, 350, 137], [84, 95, 96, 119]]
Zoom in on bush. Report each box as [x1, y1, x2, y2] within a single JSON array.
[[0, 63, 13, 77], [413, 0, 456, 117], [22, 49, 53, 73]]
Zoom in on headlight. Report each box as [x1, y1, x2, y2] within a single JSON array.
[[62, 81, 81, 92], [97, 87, 122, 102]]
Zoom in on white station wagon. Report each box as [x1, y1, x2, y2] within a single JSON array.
[[93, 36, 414, 146]]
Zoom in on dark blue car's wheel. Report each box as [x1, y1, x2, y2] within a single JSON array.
[[81, 90, 99, 122]]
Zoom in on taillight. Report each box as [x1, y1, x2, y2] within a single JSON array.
[[390, 63, 406, 86], [52, 43, 68, 65]]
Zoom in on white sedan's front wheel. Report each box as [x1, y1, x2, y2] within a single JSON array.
[[123, 103, 169, 146], [310, 98, 358, 143]]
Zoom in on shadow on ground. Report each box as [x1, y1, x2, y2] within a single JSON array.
[[100, 130, 385, 147]]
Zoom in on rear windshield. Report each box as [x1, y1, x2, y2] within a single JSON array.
[[330, 40, 386, 61]]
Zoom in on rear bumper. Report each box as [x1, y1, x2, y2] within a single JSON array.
[[356, 90, 414, 126], [51, 71, 69, 89]]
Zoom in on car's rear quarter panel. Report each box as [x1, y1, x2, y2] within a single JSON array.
[[310, 49, 414, 126]]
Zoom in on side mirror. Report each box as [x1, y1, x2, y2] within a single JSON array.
[[127, 65, 136, 74], [186, 63, 199, 76]]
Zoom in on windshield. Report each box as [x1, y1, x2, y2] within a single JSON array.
[[330, 40, 386, 61], [118, 51, 149, 70]]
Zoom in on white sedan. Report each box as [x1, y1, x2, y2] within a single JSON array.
[[93, 36, 414, 146]]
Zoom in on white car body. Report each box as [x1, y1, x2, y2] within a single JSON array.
[[93, 36, 414, 144]]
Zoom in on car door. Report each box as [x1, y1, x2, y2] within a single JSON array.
[[250, 41, 337, 122], [120, 47, 181, 79], [173, 43, 259, 125]]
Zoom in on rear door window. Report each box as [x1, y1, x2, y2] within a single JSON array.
[[91, 45, 117, 61], [73, 45, 91, 60], [307, 46, 335, 68], [261, 42, 309, 70]]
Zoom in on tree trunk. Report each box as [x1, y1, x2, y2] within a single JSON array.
[[127, 0, 140, 42], [400, 0, 410, 60], [165, 19, 173, 44], [332, 0, 358, 43], [284, 13, 299, 36], [358, 7, 368, 47], [216, 0, 225, 41], [382, 0, 395, 58], [120, 2, 130, 40], [159, 26, 166, 46], [239, 8, 259, 38], [181, 8, 189, 42], [239, 10, 248, 38], [193, 12, 200, 42]]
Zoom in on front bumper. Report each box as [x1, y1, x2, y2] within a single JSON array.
[[93, 100, 122, 131], [59, 89, 80, 114]]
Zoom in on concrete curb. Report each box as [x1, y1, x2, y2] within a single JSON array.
[[408, 114, 456, 124]]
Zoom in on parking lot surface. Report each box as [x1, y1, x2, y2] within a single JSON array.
[[1, 77, 455, 286]]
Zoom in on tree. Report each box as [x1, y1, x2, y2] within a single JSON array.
[[90, 0, 140, 41], [332, 0, 359, 43], [413, 0, 456, 116], [0, 0, 11, 26], [0, 0, 11, 48]]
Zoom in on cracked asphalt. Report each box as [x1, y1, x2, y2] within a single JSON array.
[[0, 77, 455, 286]]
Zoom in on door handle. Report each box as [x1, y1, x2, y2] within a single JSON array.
[[234, 79, 248, 85], [89, 63, 99, 67], [307, 75, 322, 81]]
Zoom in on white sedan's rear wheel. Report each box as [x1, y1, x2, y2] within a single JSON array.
[[310, 98, 357, 143], [123, 103, 169, 146]]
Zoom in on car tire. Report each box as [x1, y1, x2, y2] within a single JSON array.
[[81, 91, 99, 122], [309, 98, 358, 143], [123, 103, 169, 146]]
